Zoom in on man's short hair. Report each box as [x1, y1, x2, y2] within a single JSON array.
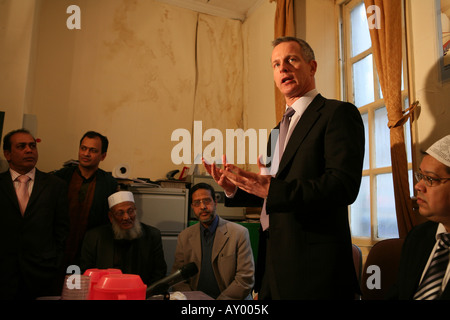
[[80, 131, 109, 154], [2, 129, 35, 151], [272, 36, 315, 62], [190, 183, 216, 203]]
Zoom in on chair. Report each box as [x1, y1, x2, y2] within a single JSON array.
[[360, 238, 404, 300], [352, 244, 363, 283], [352, 244, 362, 299]]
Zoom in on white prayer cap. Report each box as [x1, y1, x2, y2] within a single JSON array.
[[108, 191, 134, 209], [426, 135, 450, 167]]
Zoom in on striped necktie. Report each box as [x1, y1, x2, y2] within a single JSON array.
[[414, 233, 450, 300]]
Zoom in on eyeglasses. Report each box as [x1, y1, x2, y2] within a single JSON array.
[[112, 208, 136, 218], [191, 198, 213, 207], [414, 171, 450, 187]]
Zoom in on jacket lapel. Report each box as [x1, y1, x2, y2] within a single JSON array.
[[188, 223, 202, 264], [212, 218, 229, 262], [24, 169, 46, 217], [276, 94, 325, 176], [407, 223, 439, 298], [0, 171, 21, 213], [103, 228, 117, 267]]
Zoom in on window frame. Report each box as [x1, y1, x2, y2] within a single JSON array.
[[339, 0, 412, 246]]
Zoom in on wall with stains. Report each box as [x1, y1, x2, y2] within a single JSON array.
[[0, 0, 276, 180]]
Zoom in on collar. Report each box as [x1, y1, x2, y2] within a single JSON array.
[[286, 89, 319, 113], [9, 167, 36, 181], [436, 223, 450, 240], [200, 215, 219, 234], [76, 166, 97, 182]]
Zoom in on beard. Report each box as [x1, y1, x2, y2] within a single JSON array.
[[111, 216, 143, 240], [197, 209, 216, 225]]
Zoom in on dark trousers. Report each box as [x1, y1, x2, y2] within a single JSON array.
[[257, 230, 280, 300]]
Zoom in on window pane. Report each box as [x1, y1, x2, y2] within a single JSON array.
[[351, 176, 371, 237], [378, 77, 383, 100], [374, 106, 391, 168], [361, 112, 370, 170], [353, 54, 374, 107], [408, 169, 414, 197], [350, 2, 371, 57], [404, 97, 412, 163], [376, 173, 399, 238]]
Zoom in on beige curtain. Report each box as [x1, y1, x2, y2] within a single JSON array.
[[364, 0, 418, 238], [271, 0, 295, 122]]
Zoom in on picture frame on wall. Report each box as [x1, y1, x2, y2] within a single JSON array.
[[436, 0, 450, 82]]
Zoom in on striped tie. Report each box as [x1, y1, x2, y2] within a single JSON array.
[[414, 233, 450, 300]]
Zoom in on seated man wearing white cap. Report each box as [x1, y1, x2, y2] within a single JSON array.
[[388, 135, 450, 300], [80, 191, 167, 285]]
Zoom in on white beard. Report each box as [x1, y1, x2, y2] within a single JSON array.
[[111, 216, 143, 240]]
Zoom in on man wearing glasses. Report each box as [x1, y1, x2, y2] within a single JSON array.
[[171, 183, 255, 299], [389, 135, 450, 300], [80, 191, 167, 286]]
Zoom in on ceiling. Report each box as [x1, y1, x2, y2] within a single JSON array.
[[155, 0, 267, 21]]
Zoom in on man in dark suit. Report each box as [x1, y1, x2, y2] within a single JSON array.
[[0, 129, 69, 299], [203, 37, 365, 299], [54, 131, 117, 269], [389, 135, 450, 300]]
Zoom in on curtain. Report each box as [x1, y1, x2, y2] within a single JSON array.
[[271, 0, 295, 122], [364, 0, 418, 238]]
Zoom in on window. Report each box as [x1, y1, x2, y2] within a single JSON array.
[[340, 0, 413, 243]]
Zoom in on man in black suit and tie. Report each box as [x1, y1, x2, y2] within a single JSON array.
[[203, 37, 365, 299], [389, 135, 450, 300], [0, 129, 69, 299]]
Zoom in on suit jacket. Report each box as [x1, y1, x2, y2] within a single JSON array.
[[0, 169, 69, 299], [388, 221, 450, 300], [171, 217, 255, 300], [54, 166, 118, 230], [227, 94, 365, 299], [79, 223, 167, 286]]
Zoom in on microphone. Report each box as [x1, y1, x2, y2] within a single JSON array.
[[146, 262, 198, 298]]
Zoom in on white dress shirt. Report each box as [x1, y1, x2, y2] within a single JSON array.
[[266, 89, 319, 176], [10, 167, 36, 196]]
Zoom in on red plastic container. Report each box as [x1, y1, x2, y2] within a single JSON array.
[[90, 274, 147, 300], [83, 268, 122, 300]]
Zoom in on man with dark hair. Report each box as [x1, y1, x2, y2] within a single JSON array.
[[80, 131, 109, 154], [0, 129, 69, 299], [171, 183, 255, 300], [54, 131, 117, 268]]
